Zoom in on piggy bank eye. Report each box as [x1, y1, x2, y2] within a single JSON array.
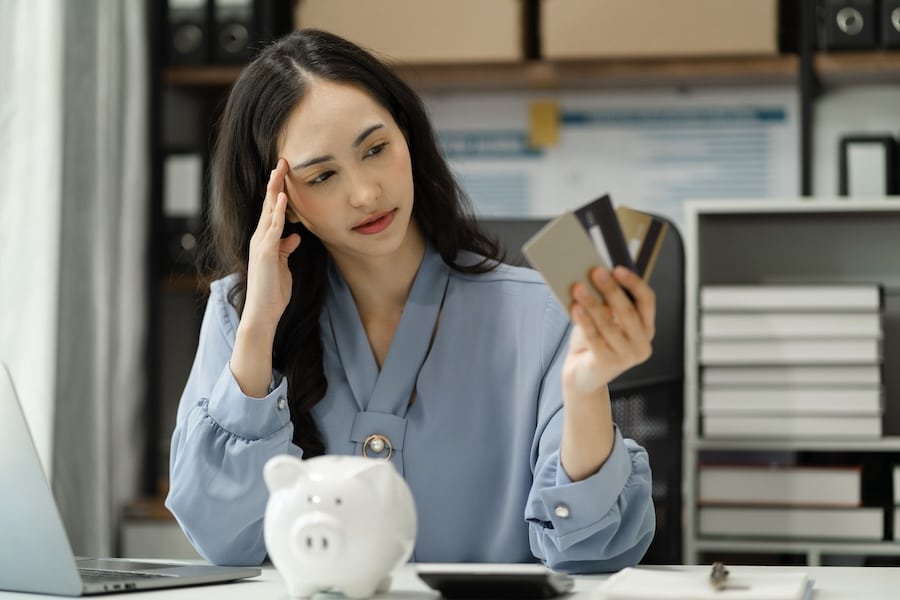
[[335, 497, 342, 506]]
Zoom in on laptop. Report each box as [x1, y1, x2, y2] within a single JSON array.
[[0, 362, 261, 595]]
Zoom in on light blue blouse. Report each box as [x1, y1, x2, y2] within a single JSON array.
[[166, 244, 655, 572]]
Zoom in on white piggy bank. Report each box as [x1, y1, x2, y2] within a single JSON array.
[[262, 454, 417, 598]]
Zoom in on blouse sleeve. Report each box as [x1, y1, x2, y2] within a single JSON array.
[[165, 278, 302, 566], [523, 294, 656, 573]]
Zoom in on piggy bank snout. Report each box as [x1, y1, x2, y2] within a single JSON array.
[[290, 513, 344, 563]]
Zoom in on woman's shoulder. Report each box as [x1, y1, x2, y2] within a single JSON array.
[[452, 250, 546, 288], [206, 273, 242, 305], [450, 251, 566, 319], [205, 273, 242, 332], [449, 251, 570, 339], [209, 272, 241, 295]]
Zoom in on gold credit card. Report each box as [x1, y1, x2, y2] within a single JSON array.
[[521, 196, 667, 313], [615, 205, 669, 280]]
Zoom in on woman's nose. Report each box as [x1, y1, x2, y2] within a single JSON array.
[[347, 169, 379, 208]]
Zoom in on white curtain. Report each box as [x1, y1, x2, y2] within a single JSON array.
[[0, 0, 148, 557], [0, 0, 64, 478]]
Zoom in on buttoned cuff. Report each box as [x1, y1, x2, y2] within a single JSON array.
[[206, 365, 291, 441], [536, 428, 633, 543]]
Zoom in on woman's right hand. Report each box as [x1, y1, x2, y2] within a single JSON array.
[[231, 159, 302, 397], [243, 158, 302, 333]]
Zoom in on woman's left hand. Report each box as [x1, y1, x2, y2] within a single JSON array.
[[562, 266, 656, 396]]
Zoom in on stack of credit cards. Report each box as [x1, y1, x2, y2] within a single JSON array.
[[521, 194, 667, 310]]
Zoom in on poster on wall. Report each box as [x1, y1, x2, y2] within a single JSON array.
[[424, 87, 799, 230]]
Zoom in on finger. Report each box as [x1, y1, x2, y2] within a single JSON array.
[[270, 159, 290, 204], [589, 267, 633, 313], [254, 167, 281, 237], [589, 267, 651, 344], [571, 304, 601, 346], [612, 266, 656, 338], [575, 272, 647, 360], [578, 298, 633, 357], [267, 192, 289, 238], [279, 231, 302, 258], [572, 279, 616, 337]]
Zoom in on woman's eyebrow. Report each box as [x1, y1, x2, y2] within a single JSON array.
[[292, 123, 386, 171], [352, 123, 384, 147]]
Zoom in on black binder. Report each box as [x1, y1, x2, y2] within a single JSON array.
[[211, 0, 256, 63], [883, 0, 900, 47], [166, 0, 211, 65], [209, 0, 295, 63], [822, 0, 878, 50]]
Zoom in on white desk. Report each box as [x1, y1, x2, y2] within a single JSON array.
[[1, 564, 899, 599]]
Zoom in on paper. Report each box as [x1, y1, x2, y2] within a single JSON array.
[[595, 567, 810, 600], [424, 88, 799, 226]]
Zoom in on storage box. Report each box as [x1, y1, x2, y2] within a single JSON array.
[[541, 0, 779, 60], [294, 0, 524, 64]]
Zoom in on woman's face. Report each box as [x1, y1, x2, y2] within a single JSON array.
[[277, 77, 417, 262]]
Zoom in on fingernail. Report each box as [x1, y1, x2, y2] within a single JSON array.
[[594, 268, 609, 284]]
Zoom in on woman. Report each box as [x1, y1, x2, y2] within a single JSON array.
[[166, 28, 656, 573]]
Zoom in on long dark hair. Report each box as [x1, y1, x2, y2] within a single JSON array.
[[203, 29, 503, 458]]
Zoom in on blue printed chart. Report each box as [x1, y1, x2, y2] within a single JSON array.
[[423, 88, 799, 230]]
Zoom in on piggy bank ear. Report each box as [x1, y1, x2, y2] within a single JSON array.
[[263, 454, 306, 492], [355, 460, 398, 503]]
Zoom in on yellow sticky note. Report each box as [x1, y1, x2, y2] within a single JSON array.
[[529, 100, 560, 148]]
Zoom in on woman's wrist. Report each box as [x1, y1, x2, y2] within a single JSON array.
[[560, 386, 616, 481], [231, 322, 277, 398]]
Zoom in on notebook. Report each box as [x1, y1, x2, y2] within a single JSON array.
[[0, 362, 261, 595]]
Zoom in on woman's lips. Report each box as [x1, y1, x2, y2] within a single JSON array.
[[352, 209, 396, 235]]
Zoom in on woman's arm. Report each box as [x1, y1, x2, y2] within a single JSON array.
[[525, 292, 655, 573], [165, 279, 301, 566]]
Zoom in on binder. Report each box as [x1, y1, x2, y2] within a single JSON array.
[[839, 135, 898, 196], [167, 0, 211, 65], [822, 0, 877, 50], [162, 153, 204, 269], [883, 0, 900, 48], [211, 0, 255, 63]]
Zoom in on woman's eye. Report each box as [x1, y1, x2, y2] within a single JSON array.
[[308, 170, 335, 186], [365, 142, 388, 158]]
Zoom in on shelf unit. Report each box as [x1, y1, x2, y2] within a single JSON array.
[[162, 51, 900, 91], [683, 199, 900, 567]]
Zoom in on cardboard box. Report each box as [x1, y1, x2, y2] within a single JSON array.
[[294, 0, 524, 64], [541, 0, 779, 60]]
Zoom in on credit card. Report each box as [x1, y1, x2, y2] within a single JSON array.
[[615, 205, 669, 280], [573, 194, 636, 272], [522, 194, 645, 311]]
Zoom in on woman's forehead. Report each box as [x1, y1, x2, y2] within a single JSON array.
[[280, 80, 395, 149]]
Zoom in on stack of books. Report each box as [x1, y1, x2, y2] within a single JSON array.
[[894, 464, 900, 541], [698, 283, 884, 439], [697, 463, 885, 541]]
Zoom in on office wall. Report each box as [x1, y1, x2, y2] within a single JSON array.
[[0, 0, 65, 477]]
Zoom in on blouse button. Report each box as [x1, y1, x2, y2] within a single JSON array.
[[554, 504, 571, 519], [277, 397, 287, 410]]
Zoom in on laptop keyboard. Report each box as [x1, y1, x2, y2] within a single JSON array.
[[79, 568, 174, 583]]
